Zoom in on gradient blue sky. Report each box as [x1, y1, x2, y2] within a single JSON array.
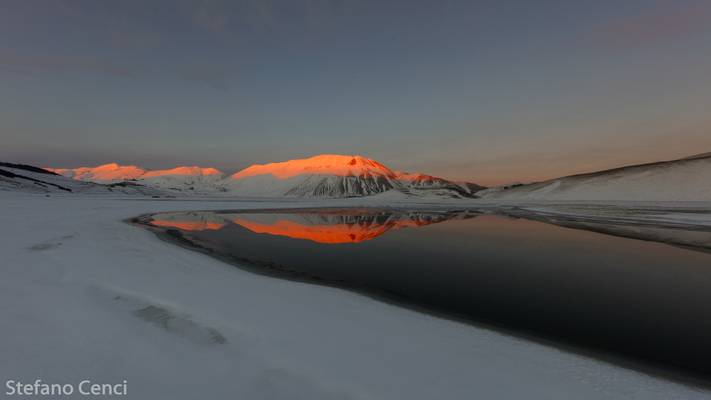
[[2, 0, 710, 185]]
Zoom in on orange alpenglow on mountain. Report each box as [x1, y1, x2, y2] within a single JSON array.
[[48, 163, 146, 181], [47, 163, 223, 182], [229, 154, 398, 180], [48, 155, 448, 182], [45, 154, 483, 198]]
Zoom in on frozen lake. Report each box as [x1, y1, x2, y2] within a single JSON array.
[[141, 208, 711, 380]]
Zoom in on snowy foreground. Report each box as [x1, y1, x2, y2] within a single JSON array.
[[1, 192, 710, 399]]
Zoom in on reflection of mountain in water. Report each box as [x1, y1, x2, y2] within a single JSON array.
[[149, 210, 476, 244], [148, 211, 229, 231], [146, 207, 711, 252]]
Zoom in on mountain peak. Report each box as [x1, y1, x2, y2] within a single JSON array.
[[227, 154, 482, 198], [230, 154, 397, 180], [48, 163, 146, 182], [96, 162, 122, 169]]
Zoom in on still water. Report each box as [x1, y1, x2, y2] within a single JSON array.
[[142, 208, 711, 377]]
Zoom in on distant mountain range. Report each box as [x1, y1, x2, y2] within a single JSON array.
[[45, 154, 485, 198], [0, 162, 162, 196], [48, 163, 227, 195], [2, 152, 710, 200]]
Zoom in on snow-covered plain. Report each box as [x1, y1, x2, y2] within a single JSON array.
[[1, 191, 710, 399]]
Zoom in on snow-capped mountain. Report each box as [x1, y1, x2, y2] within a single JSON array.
[[13, 151, 711, 200], [227, 154, 483, 198], [228, 155, 397, 197], [49, 163, 146, 182], [479, 152, 711, 201], [0, 162, 163, 196], [49, 155, 484, 198], [49, 163, 227, 194]]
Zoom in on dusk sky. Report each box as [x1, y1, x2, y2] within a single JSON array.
[[2, 0, 711, 185]]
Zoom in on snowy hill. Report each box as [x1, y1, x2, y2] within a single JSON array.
[[0, 162, 163, 196], [227, 154, 483, 198], [480, 153, 711, 201], [49, 155, 484, 199]]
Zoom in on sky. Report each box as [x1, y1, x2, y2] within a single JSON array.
[[1, 0, 711, 186]]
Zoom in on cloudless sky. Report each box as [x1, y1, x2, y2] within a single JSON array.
[[1, 0, 711, 185]]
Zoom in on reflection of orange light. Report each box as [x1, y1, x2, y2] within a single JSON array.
[[231, 216, 432, 244], [150, 219, 226, 231]]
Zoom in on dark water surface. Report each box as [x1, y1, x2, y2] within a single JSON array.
[[142, 208, 711, 380]]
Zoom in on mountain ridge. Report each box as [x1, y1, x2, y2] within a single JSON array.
[[49, 154, 484, 198], [48, 163, 223, 183], [25, 150, 711, 201]]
